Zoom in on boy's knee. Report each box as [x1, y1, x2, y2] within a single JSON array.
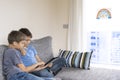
[[60, 58, 66, 65], [46, 72, 54, 77]]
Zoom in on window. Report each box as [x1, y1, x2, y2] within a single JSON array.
[[83, 0, 120, 69]]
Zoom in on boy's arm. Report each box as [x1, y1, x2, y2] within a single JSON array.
[[34, 63, 52, 71], [17, 62, 43, 72]]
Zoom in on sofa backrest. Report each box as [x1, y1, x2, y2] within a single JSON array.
[[0, 45, 8, 80], [30, 36, 54, 62], [0, 36, 54, 80]]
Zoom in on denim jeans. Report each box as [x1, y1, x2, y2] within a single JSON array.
[[9, 72, 58, 80], [31, 69, 54, 78], [49, 57, 66, 75], [31, 57, 66, 77]]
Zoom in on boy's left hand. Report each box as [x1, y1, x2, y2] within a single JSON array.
[[46, 63, 53, 67]]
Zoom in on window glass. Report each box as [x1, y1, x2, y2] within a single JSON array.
[[83, 0, 120, 69]]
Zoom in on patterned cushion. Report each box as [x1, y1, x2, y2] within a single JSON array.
[[58, 49, 93, 69]]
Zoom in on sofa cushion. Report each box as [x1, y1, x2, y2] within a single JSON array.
[[30, 36, 54, 63], [56, 67, 120, 80], [58, 49, 93, 69]]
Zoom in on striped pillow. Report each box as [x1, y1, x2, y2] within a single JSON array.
[[58, 49, 93, 69]]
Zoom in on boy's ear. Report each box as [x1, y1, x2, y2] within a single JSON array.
[[13, 41, 17, 46]]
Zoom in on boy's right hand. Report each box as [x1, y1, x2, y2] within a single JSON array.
[[37, 62, 45, 66], [19, 48, 26, 55]]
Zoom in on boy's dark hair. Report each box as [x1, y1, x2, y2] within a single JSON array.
[[8, 30, 26, 44], [19, 28, 32, 38]]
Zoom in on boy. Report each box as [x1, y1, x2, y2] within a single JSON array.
[[2, 31, 58, 80], [19, 28, 66, 77]]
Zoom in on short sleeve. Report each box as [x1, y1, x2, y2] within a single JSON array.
[[31, 46, 37, 55], [11, 50, 23, 65]]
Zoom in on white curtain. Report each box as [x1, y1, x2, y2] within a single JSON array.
[[68, 0, 83, 51]]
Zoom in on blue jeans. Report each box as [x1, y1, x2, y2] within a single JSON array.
[[49, 57, 66, 75], [31, 57, 66, 77], [31, 69, 54, 78], [9, 72, 57, 80]]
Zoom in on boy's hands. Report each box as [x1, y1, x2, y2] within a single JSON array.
[[37, 62, 52, 67], [46, 63, 53, 67], [19, 48, 26, 55], [37, 61, 45, 66], [34, 65, 47, 71], [34, 62, 53, 71], [35, 61, 45, 68]]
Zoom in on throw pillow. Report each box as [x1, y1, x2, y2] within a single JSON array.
[[58, 49, 93, 70]]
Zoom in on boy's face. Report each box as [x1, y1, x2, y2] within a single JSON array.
[[24, 36, 31, 47], [14, 40, 26, 49]]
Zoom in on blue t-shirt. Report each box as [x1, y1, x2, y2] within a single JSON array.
[[3, 48, 23, 80], [20, 45, 37, 67]]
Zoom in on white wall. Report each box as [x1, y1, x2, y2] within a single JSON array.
[[53, 0, 69, 56], [0, 0, 69, 56]]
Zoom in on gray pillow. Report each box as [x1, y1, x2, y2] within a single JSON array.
[[30, 36, 54, 63]]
